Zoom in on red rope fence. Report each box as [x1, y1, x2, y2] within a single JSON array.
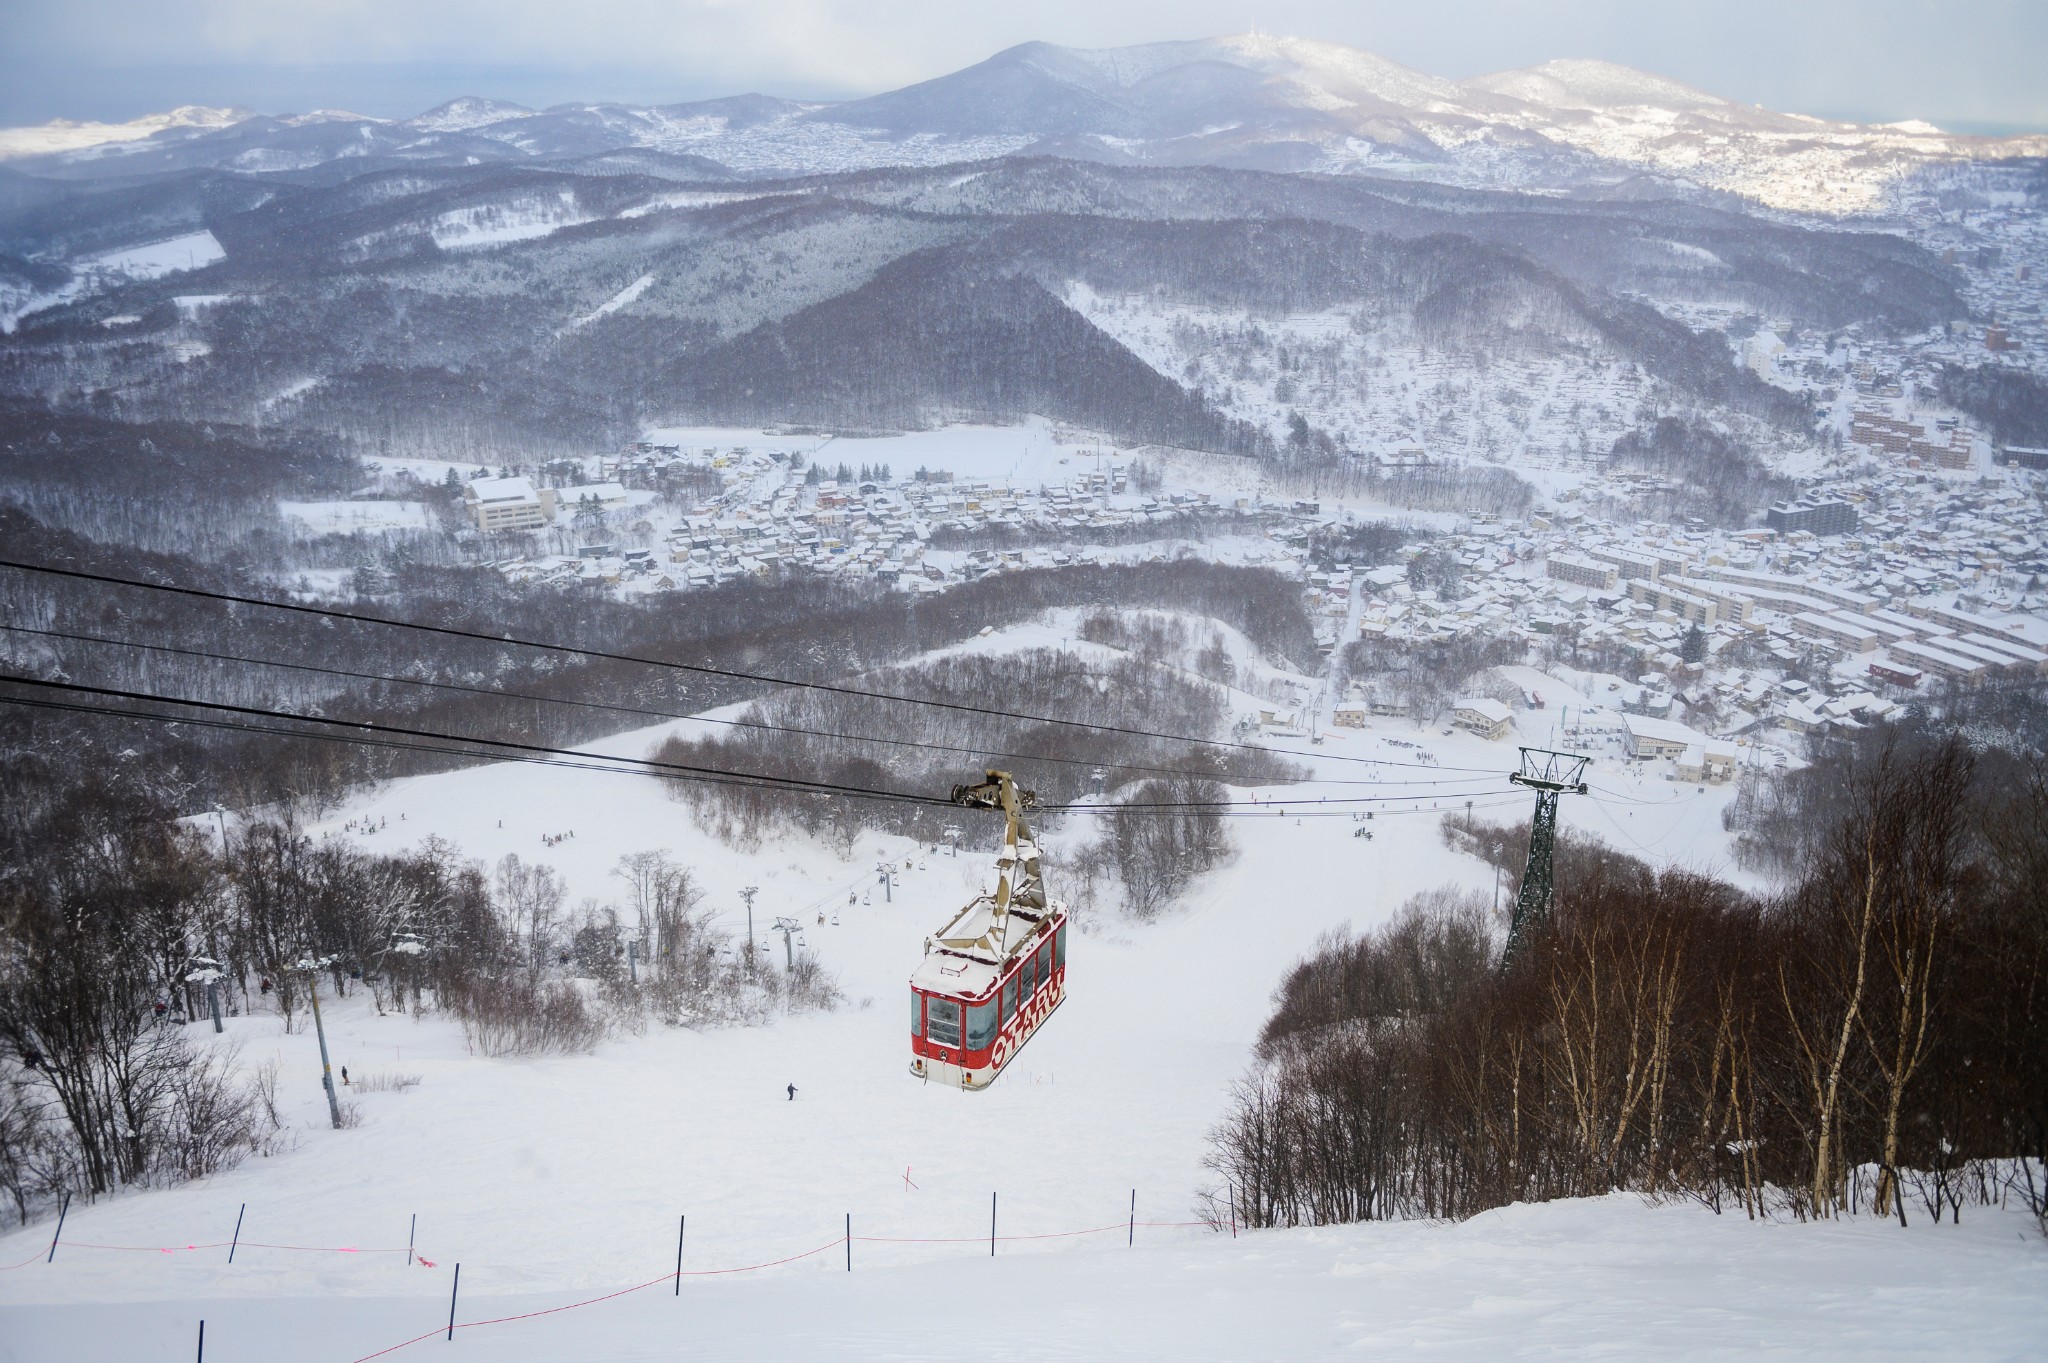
[[2, 1207, 1220, 1360]]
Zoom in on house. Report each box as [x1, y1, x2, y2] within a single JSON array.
[[1622, 713, 1708, 761], [1778, 700, 1827, 735], [1672, 741, 1737, 783], [1332, 703, 1370, 729], [1452, 698, 1513, 741], [465, 477, 556, 532]]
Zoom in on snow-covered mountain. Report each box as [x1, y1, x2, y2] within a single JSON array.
[[3, 35, 2039, 213], [0, 104, 251, 160]]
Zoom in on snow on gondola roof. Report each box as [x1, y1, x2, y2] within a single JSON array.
[[909, 952, 999, 998]]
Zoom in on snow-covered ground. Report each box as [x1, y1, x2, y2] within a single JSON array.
[[643, 418, 1123, 488], [278, 501, 439, 535], [79, 231, 226, 281], [6, 1196, 2041, 1362], [0, 231, 228, 333], [0, 619, 2033, 1360]]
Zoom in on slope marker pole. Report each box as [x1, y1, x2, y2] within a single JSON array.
[[1128, 1189, 1135, 1247], [407, 1213, 416, 1267], [47, 1191, 69, 1263], [675, 1215, 685, 1295], [990, 1192, 997, 1257], [447, 1263, 461, 1341], [227, 1203, 246, 1263], [845, 1214, 851, 1272], [196, 1319, 204, 1363]]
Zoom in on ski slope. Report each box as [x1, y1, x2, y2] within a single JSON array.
[[0, 618, 2038, 1361], [6, 1196, 2042, 1362]]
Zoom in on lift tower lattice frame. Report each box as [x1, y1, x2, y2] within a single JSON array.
[[1501, 747, 1591, 967]]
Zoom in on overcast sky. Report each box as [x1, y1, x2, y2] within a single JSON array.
[[4, 0, 2044, 133]]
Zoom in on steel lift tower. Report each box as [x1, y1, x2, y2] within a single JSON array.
[[1501, 747, 1591, 967]]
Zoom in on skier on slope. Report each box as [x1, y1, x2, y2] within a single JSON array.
[[787, 1083, 797, 1102]]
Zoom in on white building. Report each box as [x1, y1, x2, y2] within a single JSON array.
[[1623, 713, 1709, 761], [465, 477, 557, 533], [1452, 697, 1513, 741]]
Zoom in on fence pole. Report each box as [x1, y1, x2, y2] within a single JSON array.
[[447, 1263, 461, 1341], [675, 1215, 685, 1296], [227, 1203, 246, 1264], [990, 1192, 997, 1257], [408, 1213, 416, 1267], [46, 1191, 69, 1263], [1128, 1189, 1135, 1247]]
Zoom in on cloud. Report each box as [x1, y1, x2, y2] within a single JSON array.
[[4, 0, 2045, 128]]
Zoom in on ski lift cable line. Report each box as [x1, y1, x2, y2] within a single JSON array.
[[0, 622, 1490, 790], [0, 558, 1500, 776], [1584, 782, 1706, 807], [0, 682, 1513, 814], [0, 689, 1514, 825], [0, 677, 949, 809], [0, 692, 1504, 821], [0, 692, 955, 810]]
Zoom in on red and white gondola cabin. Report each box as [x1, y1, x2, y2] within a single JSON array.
[[910, 772, 1067, 1089]]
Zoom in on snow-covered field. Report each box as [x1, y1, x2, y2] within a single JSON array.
[[278, 501, 439, 535], [0, 619, 2037, 1361], [79, 231, 226, 281]]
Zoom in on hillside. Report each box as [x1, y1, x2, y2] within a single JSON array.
[[2, 618, 2041, 1360]]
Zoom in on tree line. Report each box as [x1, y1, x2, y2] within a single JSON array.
[[1208, 733, 2048, 1232], [0, 776, 817, 1227], [652, 641, 1298, 858]]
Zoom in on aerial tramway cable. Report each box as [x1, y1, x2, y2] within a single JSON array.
[[0, 677, 1515, 814], [0, 557, 1503, 775], [0, 622, 1494, 791]]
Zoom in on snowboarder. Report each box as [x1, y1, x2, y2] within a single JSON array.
[[787, 1083, 797, 1102]]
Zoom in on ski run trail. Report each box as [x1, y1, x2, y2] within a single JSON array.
[[2, 617, 2043, 1362]]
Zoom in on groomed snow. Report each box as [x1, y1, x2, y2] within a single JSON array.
[[6, 1197, 2041, 1362]]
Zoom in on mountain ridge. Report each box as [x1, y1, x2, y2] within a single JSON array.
[[4, 34, 2041, 214]]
